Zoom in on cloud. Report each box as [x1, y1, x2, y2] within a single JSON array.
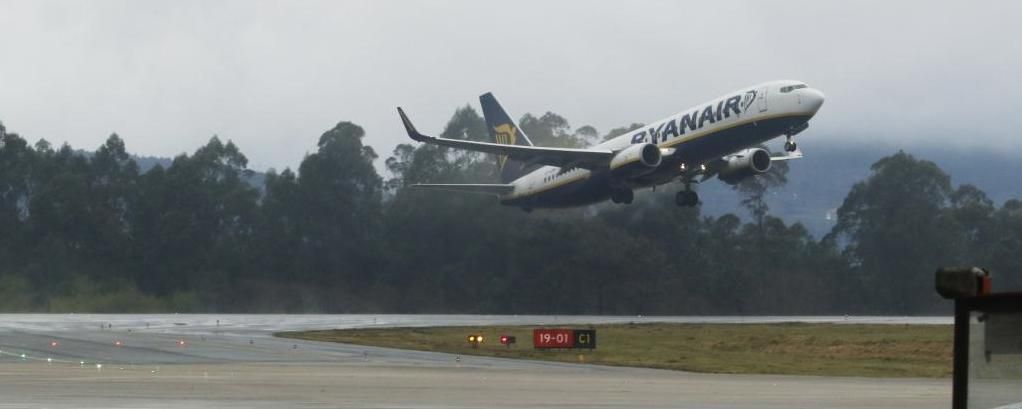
[[0, 0, 1019, 171]]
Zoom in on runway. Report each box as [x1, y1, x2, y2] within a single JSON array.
[[0, 315, 950, 408]]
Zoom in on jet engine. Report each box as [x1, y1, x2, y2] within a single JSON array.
[[610, 143, 662, 178], [718, 148, 772, 184]]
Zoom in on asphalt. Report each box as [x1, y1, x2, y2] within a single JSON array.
[[0, 314, 951, 408]]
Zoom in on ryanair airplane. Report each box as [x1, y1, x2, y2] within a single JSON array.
[[397, 80, 824, 210]]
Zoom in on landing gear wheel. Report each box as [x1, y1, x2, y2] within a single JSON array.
[[675, 190, 699, 207], [784, 141, 798, 152], [611, 188, 634, 205]]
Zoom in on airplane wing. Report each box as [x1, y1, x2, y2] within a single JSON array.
[[409, 183, 515, 196], [398, 107, 614, 169], [769, 149, 803, 161]]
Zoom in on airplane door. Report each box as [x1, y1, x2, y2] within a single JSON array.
[[757, 87, 768, 113]]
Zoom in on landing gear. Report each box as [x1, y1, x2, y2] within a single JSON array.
[[610, 188, 634, 205], [675, 177, 699, 207], [784, 136, 798, 152], [675, 190, 699, 207], [784, 122, 808, 152]]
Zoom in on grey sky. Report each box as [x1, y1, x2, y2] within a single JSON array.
[[1, 0, 1019, 171]]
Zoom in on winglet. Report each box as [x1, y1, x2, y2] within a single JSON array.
[[397, 107, 431, 142]]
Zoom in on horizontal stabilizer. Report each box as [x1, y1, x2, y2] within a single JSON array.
[[410, 183, 515, 196]]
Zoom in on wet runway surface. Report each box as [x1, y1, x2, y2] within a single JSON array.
[[0, 315, 951, 408]]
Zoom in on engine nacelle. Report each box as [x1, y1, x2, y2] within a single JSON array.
[[718, 148, 772, 185], [610, 143, 662, 178]]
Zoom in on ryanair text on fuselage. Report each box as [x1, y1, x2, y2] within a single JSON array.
[[630, 91, 755, 145]]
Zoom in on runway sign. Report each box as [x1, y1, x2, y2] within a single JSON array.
[[574, 329, 596, 349], [533, 329, 596, 349]]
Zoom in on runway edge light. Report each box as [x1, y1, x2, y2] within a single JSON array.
[[467, 334, 483, 348], [499, 335, 516, 348]]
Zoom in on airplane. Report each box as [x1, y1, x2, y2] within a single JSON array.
[[397, 80, 824, 211]]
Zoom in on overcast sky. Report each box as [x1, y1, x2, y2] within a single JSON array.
[[1, 0, 1019, 171]]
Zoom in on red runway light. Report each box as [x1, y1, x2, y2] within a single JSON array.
[[49, 341, 58, 347], [114, 340, 123, 347], [177, 340, 186, 347]]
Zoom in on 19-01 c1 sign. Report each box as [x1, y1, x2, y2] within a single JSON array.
[[533, 329, 596, 349]]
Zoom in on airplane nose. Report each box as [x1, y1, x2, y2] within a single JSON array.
[[803, 88, 825, 114]]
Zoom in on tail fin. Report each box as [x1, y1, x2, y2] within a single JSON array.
[[480, 92, 533, 183]]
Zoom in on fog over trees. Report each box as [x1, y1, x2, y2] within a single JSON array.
[[0, 111, 1018, 314]]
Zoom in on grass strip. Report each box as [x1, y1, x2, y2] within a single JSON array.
[[277, 322, 951, 378]]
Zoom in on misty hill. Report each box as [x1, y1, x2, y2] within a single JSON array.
[[133, 155, 173, 173], [696, 143, 1022, 237], [134, 154, 266, 190]]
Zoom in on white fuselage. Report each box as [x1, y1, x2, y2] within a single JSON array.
[[500, 80, 824, 207]]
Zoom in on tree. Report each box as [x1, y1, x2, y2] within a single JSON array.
[[0, 129, 34, 277], [602, 123, 644, 142], [730, 148, 789, 226], [293, 122, 384, 307], [4, 108, 1017, 315], [986, 200, 1022, 290], [574, 125, 599, 147], [382, 107, 509, 312], [827, 151, 960, 313], [131, 136, 260, 303], [84, 134, 139, 280], [519, 112, 588, 148], [24, 143, 92, 293]]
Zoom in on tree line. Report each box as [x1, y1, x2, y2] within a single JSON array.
[[0, 109, 1018, 314]]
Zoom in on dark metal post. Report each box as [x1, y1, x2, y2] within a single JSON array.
[[952, 299, 970, 409]]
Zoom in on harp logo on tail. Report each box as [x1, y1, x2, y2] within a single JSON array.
[[493, 123, 517, 169]]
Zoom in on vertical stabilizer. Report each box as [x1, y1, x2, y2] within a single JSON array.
[[480, 92, 533, 183]]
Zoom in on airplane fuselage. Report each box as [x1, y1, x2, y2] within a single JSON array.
[[500, 80, 824, 208]]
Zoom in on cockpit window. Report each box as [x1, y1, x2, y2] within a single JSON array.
[[780, 84, 808, 93]]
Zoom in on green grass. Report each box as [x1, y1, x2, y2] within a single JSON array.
[[277, 322, 952, 378]]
